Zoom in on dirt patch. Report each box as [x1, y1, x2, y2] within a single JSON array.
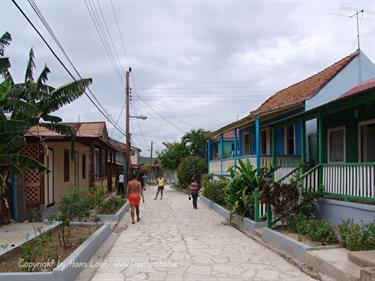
[[0, 224, 99, 272]]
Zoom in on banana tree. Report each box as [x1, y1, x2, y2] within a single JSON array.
[[0, 32, 92, 225]]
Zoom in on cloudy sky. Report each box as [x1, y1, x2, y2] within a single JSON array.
[[1, 0, 374, 155]]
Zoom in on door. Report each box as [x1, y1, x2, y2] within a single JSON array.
[[47, 149, 54, 205]]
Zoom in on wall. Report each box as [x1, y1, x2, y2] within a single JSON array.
[[274, 120, 302, 156], [321, 100, 375, 163], [306, 51, 375, 110], [315, 199, 375, 225], [45, 142, 90, 204]]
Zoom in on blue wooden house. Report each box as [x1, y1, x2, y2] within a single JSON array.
[[207, 50, 375, 182]]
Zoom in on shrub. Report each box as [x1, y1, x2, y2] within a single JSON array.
[[224, 160, 272, 218], [337, 220, 375, 251], [202, 174, 226, 207], [99, 196, 125, 214], [289, 214, 337, 244], [177, 156, 207, 187]]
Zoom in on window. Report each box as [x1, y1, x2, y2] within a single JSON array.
[[243, 132, 250, 155], [360, 120, 375, 162], [285, 125, 295, 155], [82, 154, 86, 179], [64, 149, 70, 182], [328, 127, 345, 163]]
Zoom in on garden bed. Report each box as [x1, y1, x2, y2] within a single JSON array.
[[96, 200, 129, 224], [0, 223, 111, 281], [0, 224, 100, 272], [275, 225, 339, 248]]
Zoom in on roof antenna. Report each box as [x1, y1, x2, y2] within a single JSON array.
[[327, 7, 374, 50]]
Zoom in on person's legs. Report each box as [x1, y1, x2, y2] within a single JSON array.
[[130, 205, 135, 223], [154, 188, 160, 199], [135, 206, 140, 221], [160, 187, 163, 200], [192, 192, 198, 209]]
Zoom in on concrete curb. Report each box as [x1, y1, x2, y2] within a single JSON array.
[[262, 227, 312, 263], [0, 221, 60, 256], [96, 201, 129, 224], [0, 224, 112, 281], [199, 196, 230, 220], [200, 196, 266, 232]]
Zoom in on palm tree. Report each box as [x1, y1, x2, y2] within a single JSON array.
[[182, 129, 207, 159], [0, 32, 92, 225]]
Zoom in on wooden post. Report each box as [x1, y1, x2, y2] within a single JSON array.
[[220, 134, 224, 174], [271, 126, 276, 167], [98, 147, 102, 178], [255, 115, 260, 170], [301, 118, 306, 163], [317, 116, 323, 186], [234, 128, 238, 166], [207, 139, 211, 173], [90, 144, 95, 185], [109, 151, 113, 192]]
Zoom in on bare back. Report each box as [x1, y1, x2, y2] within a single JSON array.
[[127, 179, 142, 194]]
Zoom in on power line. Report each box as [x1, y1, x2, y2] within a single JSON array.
[[13, 0, 125, 136], [110, 0, 131, 68], [83, 0, 124, 85], [27, 0, 121, 127], [133, 94, 186, 134]]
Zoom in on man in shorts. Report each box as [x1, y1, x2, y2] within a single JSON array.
[[126, 174, 145, 224], [154, 175, 166, 200]]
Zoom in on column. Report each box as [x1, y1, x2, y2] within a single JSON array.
[[271, 126, 276, 166], [234, 128, 238, 166], [90, 144, 95, 185], [301, 118, 306, 162], [255, 115, 260, 170], [220, 134, 224, 174], [207, 139, 211, 174], [98, 147, 103, 178]]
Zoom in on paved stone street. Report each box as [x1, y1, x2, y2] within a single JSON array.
[[91, 186, 315, 281]]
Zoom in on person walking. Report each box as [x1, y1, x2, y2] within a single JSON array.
[[154, 175, 166, 200], [118, 172, 124, 195], [189, 176, 200, 209], [126, 174, 145, 224], [142, 174, 148, 191]]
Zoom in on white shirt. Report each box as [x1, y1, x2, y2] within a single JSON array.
[[119, 174, 124, 183]]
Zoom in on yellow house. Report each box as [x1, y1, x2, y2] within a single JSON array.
[[16, 122, 117, 220]]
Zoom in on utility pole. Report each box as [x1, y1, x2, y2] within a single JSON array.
[[149, 141, 153, 184], [125, 68, 131, 184]]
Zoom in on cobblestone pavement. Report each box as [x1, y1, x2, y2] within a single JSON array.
[[91, 186, 315, 281]]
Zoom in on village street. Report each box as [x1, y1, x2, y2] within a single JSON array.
[[90, 186, 314, 281]]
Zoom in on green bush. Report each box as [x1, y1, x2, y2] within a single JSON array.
[[202, 174, 226, 207], [177, 156, 207, 187], [224, 160, 272, 218], [99, 196, 125, 214], [289, 214, 337, 244], [338, 220, 375, 251]]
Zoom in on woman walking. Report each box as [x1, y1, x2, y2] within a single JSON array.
[[189, 177, 200, 209]]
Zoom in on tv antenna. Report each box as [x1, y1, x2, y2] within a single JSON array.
[[327, 7, 374, 50]]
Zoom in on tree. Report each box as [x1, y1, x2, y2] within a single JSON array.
[[177, 156, 207, 187], [157, 142, 188, 170], [0, 32, 92, 225], [182, 129, 207, 159]]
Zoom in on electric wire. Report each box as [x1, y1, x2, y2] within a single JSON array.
[[12, 0, 126, 136]]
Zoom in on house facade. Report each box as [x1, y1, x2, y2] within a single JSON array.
[[11, 122, 117, 222], [207, 50, 375, 225], [207, 50, 375, 179]]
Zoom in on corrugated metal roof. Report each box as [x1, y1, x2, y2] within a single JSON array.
[[340, 77, 375, 99]]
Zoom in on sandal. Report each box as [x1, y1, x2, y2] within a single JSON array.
[[132, 221, 135, 224], [137, 217, 141, 222]]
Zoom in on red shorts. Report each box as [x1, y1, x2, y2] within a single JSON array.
[[128, 194, 140, 206]]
